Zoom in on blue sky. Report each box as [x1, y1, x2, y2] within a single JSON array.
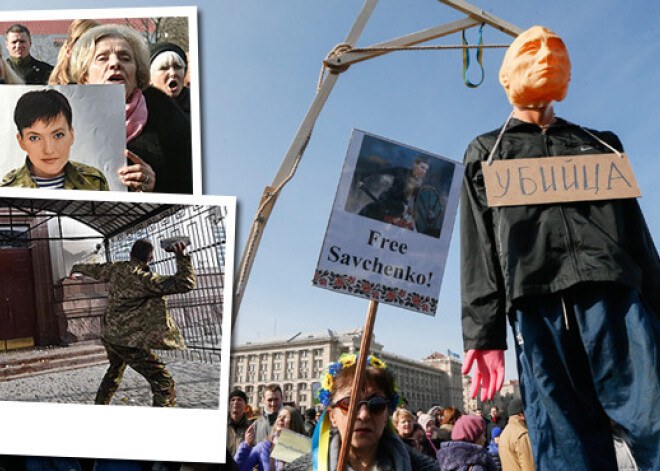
[[7, 0, 660, 381]]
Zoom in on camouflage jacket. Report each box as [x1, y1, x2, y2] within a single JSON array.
[[1, 158, 109, 190], [72, 254, 195, 350]]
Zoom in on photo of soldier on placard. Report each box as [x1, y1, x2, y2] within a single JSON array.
[[344, 133, 455, 238]]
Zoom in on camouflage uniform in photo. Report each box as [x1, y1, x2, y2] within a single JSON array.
[[6, 56, 53, 85], [1, 158, 109, 190], [72, 253, 195, 407]]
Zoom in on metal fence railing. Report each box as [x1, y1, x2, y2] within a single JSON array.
[[108, 204, 227, 363]]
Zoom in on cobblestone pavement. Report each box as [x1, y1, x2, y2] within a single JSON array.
[[0, 358, 221, 409]]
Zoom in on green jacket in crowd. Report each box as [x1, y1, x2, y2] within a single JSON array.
[[6, 55, 53, 85], [1, 158, 109, 190], [72, 254, 196, 350]]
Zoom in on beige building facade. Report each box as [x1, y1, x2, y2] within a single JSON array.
[[229, 329, 452, 412]]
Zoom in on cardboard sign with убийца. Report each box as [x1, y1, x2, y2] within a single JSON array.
[[482, 153, 641, 207]]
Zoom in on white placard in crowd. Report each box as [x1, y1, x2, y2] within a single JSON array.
[[313, 129, 464, 315]]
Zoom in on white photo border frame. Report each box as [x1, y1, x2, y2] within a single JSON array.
[[0, 6, 203, 195], [0, 187, 235, 464]]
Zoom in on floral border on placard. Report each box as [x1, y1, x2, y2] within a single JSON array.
[[312, 269, 437, 314]]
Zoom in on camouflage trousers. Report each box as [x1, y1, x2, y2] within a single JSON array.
[[95, 340, 176, 407]]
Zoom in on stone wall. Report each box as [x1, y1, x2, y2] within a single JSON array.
[[53, 278, 107, 345]]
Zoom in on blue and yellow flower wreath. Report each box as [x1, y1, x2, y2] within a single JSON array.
[[312, 352, 401, 471], [317, 352, 401, 410]]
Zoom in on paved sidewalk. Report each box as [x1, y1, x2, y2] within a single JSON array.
[[0, 358, 221, 409]]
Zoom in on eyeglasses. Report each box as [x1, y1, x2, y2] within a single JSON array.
[[331, 396, 389, 416]]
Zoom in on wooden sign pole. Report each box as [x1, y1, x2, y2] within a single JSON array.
[[337, 300, 379, 471]]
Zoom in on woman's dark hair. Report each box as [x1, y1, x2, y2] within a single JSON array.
[[14, 90, 73, 136], [442, 407, 461, 426], [269, 406, 305, 442], [130, 238, 154, 263], [401, 423, 436, 458]]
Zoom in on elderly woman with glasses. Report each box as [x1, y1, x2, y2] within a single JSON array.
[[284, 353, 439, 471]]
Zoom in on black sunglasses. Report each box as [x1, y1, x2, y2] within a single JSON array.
[[331, 396, 389, 416]]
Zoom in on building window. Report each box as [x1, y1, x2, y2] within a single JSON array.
[[249, 365, 256, 372], [314, 360, 324, 369], [286, 372, 294, 380], [274, 353, 283, 360], [249, 355, 257, 362], [286, 351, 296, 359], [259, 374, 268, 381], [272, 373, 281, 381], [260, 364, 268, 372], [300, 351, 309, 358], [300, 394, 307, 402], [313, 349, 323, 356], [300, 360, 308, 368], [273, 363, 282, 371]]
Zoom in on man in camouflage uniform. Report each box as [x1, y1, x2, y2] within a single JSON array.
[[72, 238, 195, 407], [5, 24, 53, 85], [1, 158, 109, 190]]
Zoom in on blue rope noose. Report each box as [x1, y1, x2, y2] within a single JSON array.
[[462, 23, 485, 88]]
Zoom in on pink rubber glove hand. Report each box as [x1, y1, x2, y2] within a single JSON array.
[[462, 349, 505, 402]]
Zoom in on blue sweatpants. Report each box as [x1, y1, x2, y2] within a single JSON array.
[[513, 283, 660, 471]]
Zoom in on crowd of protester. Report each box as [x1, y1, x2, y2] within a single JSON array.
[[1, 19, 193, 193], [0, 351, 640, 470], [224, 357, 535, 471], [224, 354, 641, 471]]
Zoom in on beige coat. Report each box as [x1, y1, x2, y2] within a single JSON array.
[[499, 415, 535, 471]]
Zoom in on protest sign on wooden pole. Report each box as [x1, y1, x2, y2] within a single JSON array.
[[337, 300, 379, 471], [313, 130, 464, 315]]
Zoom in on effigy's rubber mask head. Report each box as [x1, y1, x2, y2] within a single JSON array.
[[499, 26, 571, 108]]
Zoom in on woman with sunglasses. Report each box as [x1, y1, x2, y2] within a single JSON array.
[[284, 353, 439, 471], [235, 405, 306, 471]]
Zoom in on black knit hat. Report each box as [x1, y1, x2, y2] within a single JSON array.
[[508, 398, 524, 416], [150, 41, 188, 71], [229, 389, 247, 403]]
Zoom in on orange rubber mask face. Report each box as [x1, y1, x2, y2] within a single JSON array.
[[499, 26, 571, 108]]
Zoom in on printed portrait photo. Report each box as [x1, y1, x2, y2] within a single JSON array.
[[345, 133, 457, 238], [0, 10, 201, 194]]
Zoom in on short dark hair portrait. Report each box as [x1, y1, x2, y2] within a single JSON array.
[[14, 89, 73, 137], [5, 23, 31, 38]]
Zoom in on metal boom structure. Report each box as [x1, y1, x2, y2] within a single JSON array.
[[233, 0, 523, 323]]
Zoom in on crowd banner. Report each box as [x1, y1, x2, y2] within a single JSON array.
[[313, 129, 463, 315], [271, 429, 312, 463], [482, 153, 641, 207]]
